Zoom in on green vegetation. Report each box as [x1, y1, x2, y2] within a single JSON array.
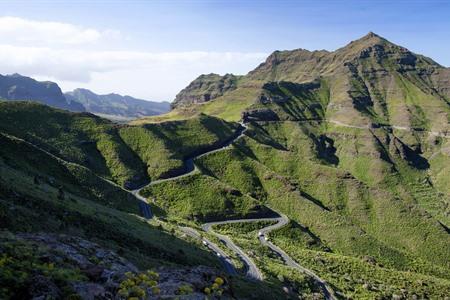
[[0, 101, 146, 187], [2, 32, 450, 298], [213, 220, 277, 235], [118, 270, 160, 299], [0, 102, 240, 187], [203, 276, 226, 297], [194, 120, 450, 296], [0, 145, 219, 270], [120, 113, 239, 180], [141, 173, 263, 222], [211, 221, 322, 299], [0, 133, 139, 213], [272, 238, 450, 299]]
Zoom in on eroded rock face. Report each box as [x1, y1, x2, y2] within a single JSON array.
[[171, 73, 241, 109]]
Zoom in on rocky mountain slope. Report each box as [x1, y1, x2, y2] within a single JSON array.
[[66, 88, 170, 120], [1, 33, 450, 299], [172, 73, 242, 109], [168, 32, 450, 128], [134, 32, 450, 298], [0, 73, 85, 112]]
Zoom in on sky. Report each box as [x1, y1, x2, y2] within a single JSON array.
[[0, 0, 449, 102]]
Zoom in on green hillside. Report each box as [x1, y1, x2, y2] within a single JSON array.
[[0, 102, 240, 188], [1, 32, 450, 299], [131, 33, 450, 298], [0, 102, 281, 299]]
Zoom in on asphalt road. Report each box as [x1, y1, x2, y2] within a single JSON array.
[[179, 226, 237, 276], [126, 121, 336, 298], [259, 236, 337, 300], [129, 122, 248, 219], [203, 213, 337, 300], [202, 222, 264, 281]]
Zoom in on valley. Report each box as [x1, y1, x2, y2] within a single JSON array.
[[1, 32, 450, 299]]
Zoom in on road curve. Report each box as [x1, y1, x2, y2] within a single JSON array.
[[259, 236, 337, 299], [202, 221, 266, 281], [179, 226, 237, 276], [126, 121, 336, 298], [129, 122, 248, 219], [203, 213, 337, 300]]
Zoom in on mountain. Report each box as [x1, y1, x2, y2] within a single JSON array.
[[0, 73, 85, 112], [1, 33, 450, 299], [0, 73, 170, 119], [133, 32, 450, 298], [65, 88, 170, 120], [169, 32, 450, 129], [172, 73, 242, 109], [0, 101, 277, 299]]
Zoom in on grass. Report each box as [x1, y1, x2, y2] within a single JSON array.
[[193, 120, 450, 288], [120, 113, 239, 181], [134, 85, 260, 123], [211, 221, 325, 298], [0, 133, 139, 214], [0, 156, 218, 270], [212, 219, 450, 299], [2, 53, 450, 297], [0, 101, 146, 187], [0, 102, 240, 187], [273, 238, 450, 299], [140, 173, 264, 222]]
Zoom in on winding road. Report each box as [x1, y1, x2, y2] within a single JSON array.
[[203, 214, 337, 300], [179, 226, 237, 276], [128, 121, 336, 299], [201, 215, 290, 281], [129, 122, 248, 217]]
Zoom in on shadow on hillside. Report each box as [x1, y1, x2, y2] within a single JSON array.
[[311, 134, 339, 166], [300, 190, 331, 212]]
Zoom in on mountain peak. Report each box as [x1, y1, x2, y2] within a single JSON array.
[[363, 31, 382, 40], [347, 32, 389, 49]]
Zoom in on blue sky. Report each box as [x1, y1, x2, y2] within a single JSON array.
[[0, 0, 449, 101]]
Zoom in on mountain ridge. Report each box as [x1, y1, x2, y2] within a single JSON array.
[[1, 32, 450, 299], [65, 88, 170, 119], [0, 73, 85, 112], [0, 73, 171, 119], [167, 32, 450, 133]]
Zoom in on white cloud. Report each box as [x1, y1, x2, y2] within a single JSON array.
[[0, 16, 118, 45], [0, 16, 268, 100], [0, 44, 267, 82]]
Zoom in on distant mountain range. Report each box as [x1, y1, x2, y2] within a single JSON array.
[[0, 73, 85, 112], [65, 89, 170, 120], [0, 73, 170, 119]]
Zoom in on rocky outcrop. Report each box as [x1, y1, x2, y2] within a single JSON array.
[[172, 73, 241, 109], [0, 232, 233, 299]]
